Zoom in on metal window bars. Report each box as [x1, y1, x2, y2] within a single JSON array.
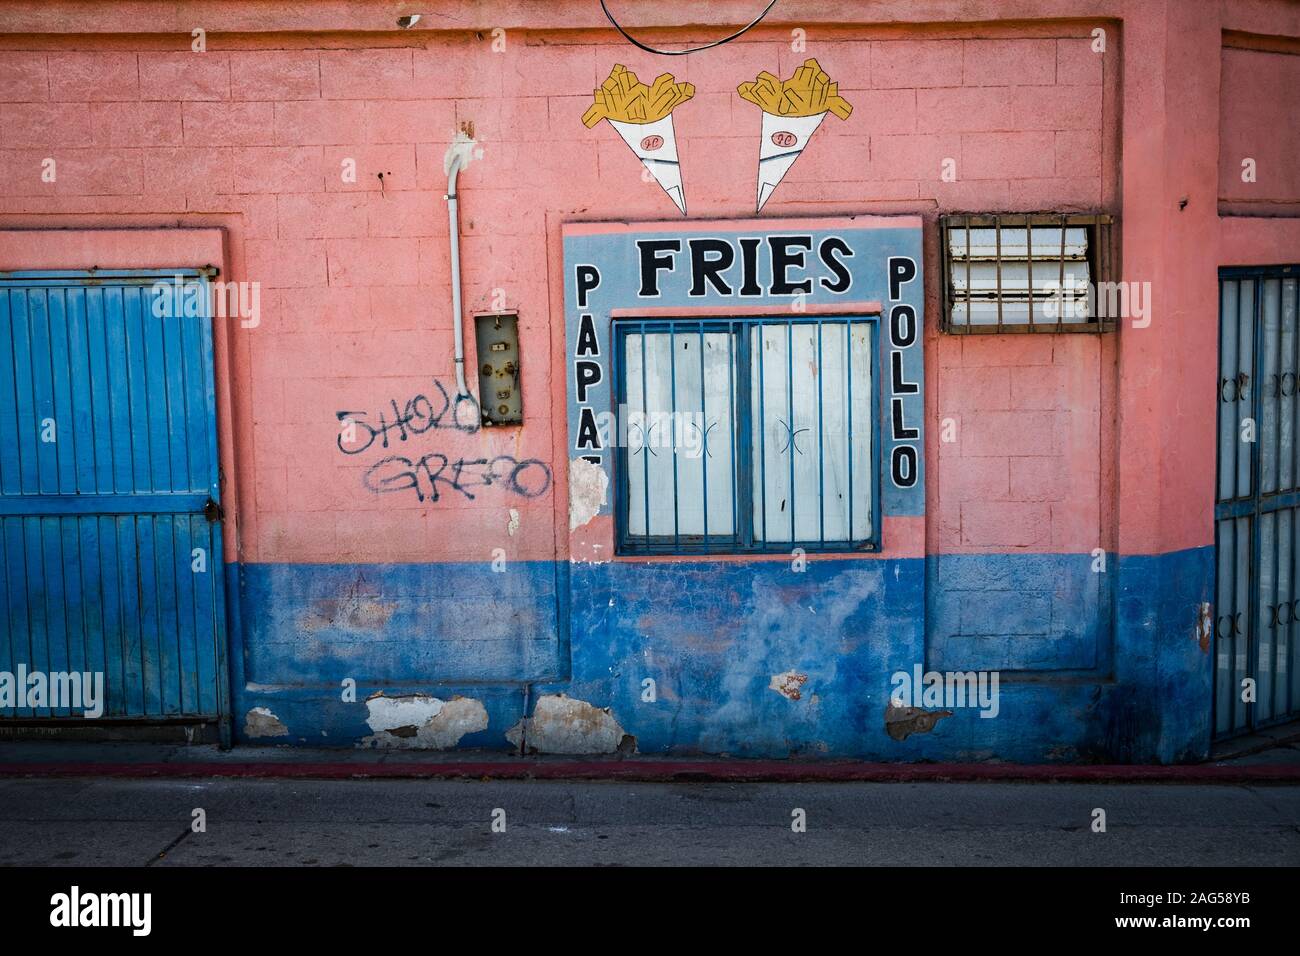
[[613, 315, 878, 556], [1214, 266, 1300, 737], [940, 213, 1116, 333]]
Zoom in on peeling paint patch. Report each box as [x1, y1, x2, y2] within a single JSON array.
[[769, 670, 809, 701], [568, 458, 609, 531], [244, 706, 289, 738], [360, 693, 488, 749], [507, 507, 520, 537], [1196, 601, 1212, 652], [569, 539, 610, 564], [885, 702, 952, 741], [506, 693, 634, 754], [443, 129, 483, 174]]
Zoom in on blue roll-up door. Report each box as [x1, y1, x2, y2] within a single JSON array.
[[0, 269, 228, 734]]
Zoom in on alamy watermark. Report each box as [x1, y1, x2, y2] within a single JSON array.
[[588, 405, 708, 459], [50, 886, 150, 936], [0, 666, 103, 718], [1041, 274, 1151, 328], [890, 665, 1000, 718], [151, 273, 261, 328]]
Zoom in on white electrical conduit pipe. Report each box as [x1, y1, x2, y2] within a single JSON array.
[[445, 151, 470, 401]]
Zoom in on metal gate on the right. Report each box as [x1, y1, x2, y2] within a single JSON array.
[[1216, 265, 1300, 739]]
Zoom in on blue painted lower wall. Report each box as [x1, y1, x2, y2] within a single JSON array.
[[228, 546, 1215, 763]]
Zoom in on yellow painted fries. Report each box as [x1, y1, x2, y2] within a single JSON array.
[[582, 64, 696, 127], [738, 57, 853, 120]]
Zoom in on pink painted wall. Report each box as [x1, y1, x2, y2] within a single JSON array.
[[1219, 37, 1300, 214], [0, 0, 1298, 568]]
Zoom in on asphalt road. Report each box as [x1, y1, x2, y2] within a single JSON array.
[[1, 776, 1297, 866]]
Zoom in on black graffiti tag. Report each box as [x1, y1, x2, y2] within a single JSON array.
[[336, 378, 479, 456], [337, 378, 552, 504], [363, 453, 552, 503]]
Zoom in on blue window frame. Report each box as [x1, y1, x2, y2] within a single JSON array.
[[612, 315, 880, 556]]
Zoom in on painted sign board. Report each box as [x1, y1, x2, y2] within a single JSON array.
[[562, 216, 925, 555]]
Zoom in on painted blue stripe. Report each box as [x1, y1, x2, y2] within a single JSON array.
[[231, 547, 1215, 763], [238, 561, 564, 687]]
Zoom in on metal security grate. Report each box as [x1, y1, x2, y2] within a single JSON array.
[[612, 315, 878, 556], [1215, 265, 1300, 739], [940, 213, 1115, 333]]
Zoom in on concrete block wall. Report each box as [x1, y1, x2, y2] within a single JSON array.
[[0, 0, 1298, 758]]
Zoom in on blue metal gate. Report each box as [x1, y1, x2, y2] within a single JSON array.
[[0, 269, 228, 739], [1215, 265, 1300, 739]]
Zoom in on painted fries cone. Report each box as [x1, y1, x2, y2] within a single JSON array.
[[756, 111, 826, 212], [608, 114, 686, 214], [583, 65, 694, 216], [739, 58, 853, 212]]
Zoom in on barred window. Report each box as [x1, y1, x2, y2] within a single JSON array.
[[613, 316, 877, 555], [940, 213, 1115, 332]]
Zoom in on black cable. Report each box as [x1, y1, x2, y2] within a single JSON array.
[[599, 0, 780, 55]]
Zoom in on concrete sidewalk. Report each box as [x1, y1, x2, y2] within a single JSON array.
[[2, 729, 1299, 783], [3, 775, 1298, 866]]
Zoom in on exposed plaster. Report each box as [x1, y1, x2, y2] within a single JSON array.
[[885, 702, 953, 741], [360, 693, 488, 749], [506, 693, 635, 755], [569, 542, 609, 565], [243, 706, 289, 738], [568, 457, 608, 531], [769, 670, 809, 701], [507, 507, 520, 537], [443, 130, 483, 174], [1196, 601, 1212, 653]]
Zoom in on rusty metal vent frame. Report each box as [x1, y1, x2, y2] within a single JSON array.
[[475, 309, 523, 426], [939, 212, 1117, 334]]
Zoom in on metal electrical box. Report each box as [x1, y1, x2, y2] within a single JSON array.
[[475, 310, 522, 426]]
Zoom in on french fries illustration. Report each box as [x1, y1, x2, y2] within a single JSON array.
[[583, 64, 695, 215], [738, 58, 853, 211]]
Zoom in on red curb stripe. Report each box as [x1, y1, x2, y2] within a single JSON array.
[[1, 761, 1297, 783]]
